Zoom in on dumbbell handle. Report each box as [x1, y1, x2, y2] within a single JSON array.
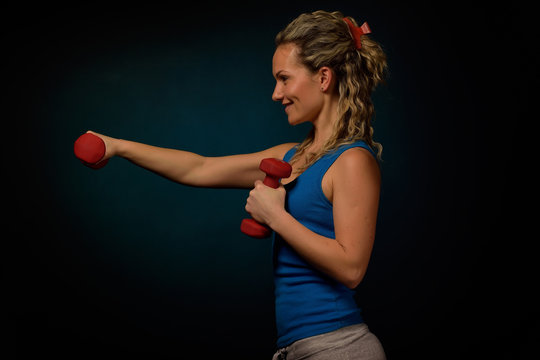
[[241, 158, 292, 238]]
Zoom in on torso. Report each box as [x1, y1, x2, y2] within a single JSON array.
[[274, 141, 377, 348]]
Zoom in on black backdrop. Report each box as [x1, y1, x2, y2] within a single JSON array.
[[4, 2, 536, 359]]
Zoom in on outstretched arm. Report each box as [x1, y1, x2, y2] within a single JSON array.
[[88, 131, 297, 189]]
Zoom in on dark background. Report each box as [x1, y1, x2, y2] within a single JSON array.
[[3, 2, 536, 359]]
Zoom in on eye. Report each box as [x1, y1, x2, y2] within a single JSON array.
[[279, 75, 289, 83]]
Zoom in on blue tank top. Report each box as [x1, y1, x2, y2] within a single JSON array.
[[273, 140, 376, 348]]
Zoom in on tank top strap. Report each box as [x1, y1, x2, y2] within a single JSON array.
[[311, 141, 375, 185], [283, 145, 297, 162], [282, 141, 375, 172]]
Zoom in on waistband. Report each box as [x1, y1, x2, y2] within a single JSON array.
[[273, 323, 370, 359]]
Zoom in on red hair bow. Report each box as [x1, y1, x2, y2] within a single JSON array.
[[343, 18, 371, 49]]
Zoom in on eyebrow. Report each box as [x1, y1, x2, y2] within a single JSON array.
[[274, 70, 287, 79]]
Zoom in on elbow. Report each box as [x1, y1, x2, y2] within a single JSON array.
[[342, 268, 366, 290]]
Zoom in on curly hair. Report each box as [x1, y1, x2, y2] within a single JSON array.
[[275, 10, 387, 172]]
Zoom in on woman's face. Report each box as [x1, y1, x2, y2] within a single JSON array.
[[272, 43, 324, 126]]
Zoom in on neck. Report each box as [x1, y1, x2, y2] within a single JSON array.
[[309, 94, 340, 152]]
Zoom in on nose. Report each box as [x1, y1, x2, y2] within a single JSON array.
[[272, 82, 283, 102]]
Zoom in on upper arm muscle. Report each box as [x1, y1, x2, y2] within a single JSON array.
[[188, 143, 297, 188], [330, 148, 381, 275]]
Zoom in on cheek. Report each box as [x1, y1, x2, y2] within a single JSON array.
[[297, 88, 323, 114], [288, 98, 322, 125], [290, 81, 319, 104]]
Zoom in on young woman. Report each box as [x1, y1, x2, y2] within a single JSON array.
[[88, 10, 387, 360]]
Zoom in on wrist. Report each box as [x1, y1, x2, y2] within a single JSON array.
[[114, 138, 129, 158], [269, 209, 292, 233]]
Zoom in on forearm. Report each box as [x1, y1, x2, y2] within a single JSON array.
[[115, 139, 205, 186], [270, 211, 366, 289]]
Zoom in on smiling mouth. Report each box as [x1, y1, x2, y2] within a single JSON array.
[[283, 102, 293, 112]]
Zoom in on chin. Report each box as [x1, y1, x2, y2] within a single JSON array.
[[287, 115, 309, 127]]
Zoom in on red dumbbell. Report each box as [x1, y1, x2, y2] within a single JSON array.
[[241, 158, 292, 238], [74, 133, 109, 169]]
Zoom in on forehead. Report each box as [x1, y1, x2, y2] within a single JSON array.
[[272, 43, 303, 75]]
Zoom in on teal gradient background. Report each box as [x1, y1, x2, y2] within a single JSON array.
[[5, 2, 535, 359]]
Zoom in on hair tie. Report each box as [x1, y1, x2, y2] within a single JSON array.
[[343, 18, 371, 49]]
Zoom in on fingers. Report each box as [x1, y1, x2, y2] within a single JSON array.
[[245, 181, 262, 220], [86, 130, 101, 137], [244, 194, 261, 222]]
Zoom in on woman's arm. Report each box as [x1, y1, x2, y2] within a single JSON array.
[[88, 131, 297, 189], [246, 147, 380, 289]]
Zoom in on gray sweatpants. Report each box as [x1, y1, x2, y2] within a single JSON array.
[[272, 323, 386, 360]]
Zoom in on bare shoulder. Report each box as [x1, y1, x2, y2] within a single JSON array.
[[323, 147, 380, 202], [331, 147, 380, 184], [337, 147, 379, 170]]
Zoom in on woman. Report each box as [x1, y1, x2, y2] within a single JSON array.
[[88, 10, 387, 360]]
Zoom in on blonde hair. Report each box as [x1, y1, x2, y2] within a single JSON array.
[[275, 10, 387, 172]]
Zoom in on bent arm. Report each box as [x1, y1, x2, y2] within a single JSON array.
[[268, 148, 380, 289], [88, 131, 297, 189]]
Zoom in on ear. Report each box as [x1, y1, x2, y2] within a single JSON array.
[[318, 66, 334, 92]]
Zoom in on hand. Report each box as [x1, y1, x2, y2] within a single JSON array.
[[245, 180, 287, 227], [86, 130, 118, 162]]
